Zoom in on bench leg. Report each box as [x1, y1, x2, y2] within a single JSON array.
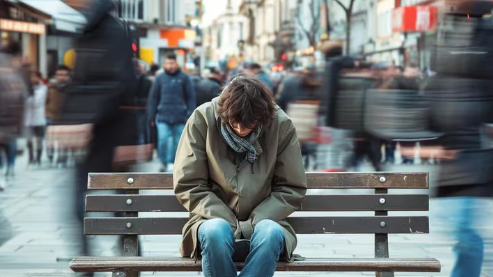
[[375, 188, 394, 277], [375, 233, 394, 277], [112, 191, 140, 277]]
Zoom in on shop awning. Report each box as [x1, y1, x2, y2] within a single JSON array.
[[18, 0, 86, 34]]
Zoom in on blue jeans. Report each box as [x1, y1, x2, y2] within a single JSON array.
[[0, 139, 17, 169], [198, 218, 285, 277], [433, 197, 493, 277], [156, 122, 184, 165]]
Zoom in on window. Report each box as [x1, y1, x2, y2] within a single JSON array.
[[378, 10, 392, 37], [138, 0, 143, 20], [239, 22, 244, 40], [166, 0, 178, 24], [167, 0, 173, 23], [115, 0, 144, 22], [217, 25, 222, 48]]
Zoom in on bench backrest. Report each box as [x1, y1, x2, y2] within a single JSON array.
[[84, 172, 429, 236]]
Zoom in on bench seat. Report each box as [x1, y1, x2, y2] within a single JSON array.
[[70, 257, 441, 273], [72, 172, 441, 276]]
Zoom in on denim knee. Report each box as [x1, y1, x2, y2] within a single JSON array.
[[253, 220, 284, 246], [199, 218, 234, 245]]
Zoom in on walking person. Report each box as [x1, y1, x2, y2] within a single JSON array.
[[45, 65, 71, 166], [245, 63, 274, 93], [25, 71, 47, 166], [0, 41, 27, 189], [381, 63, 421, 165], [194, 67, 222, 107], [173, 75, 307, 277], [134, 60, 153, 146], [277, 65, 321, 170], [401, 2, 493, 275], [147, 54, 195, 172], [0, 139, 17, 179], [52, 1, 138, 274]]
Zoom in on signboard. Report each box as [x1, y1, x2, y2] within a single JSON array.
[[392, 6, 438, 33], [0, 19, 46, 35]]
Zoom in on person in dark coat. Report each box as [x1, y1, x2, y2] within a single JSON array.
[[147, 54, 196, 172], [277, 66, 321, 169], [57, 0, 138, 270], [0, 41, 27, 189], [46, 65, 71, 166], [134, 60, 153, 145], [194, 67, 222, 107], [380, 64, 420, 165], [245, 63, 274, 93], [406, 3, 493, 275]]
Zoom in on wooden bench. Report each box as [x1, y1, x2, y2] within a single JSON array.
[[70, 172, 441, 277]]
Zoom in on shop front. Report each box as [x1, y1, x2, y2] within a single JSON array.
[[0, 0, 51, 75], [138, 24, 196, 70], [392, 4, 439, 68]]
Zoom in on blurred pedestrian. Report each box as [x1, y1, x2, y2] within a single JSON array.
[[381, 63, 420, 165], [407, 2, 493, 275], [277, 65, 321, 169], [417, 75, 493, 277], [147, 54, 196, 172], [173, 74, 306, 276], [0, 41, 27, 189], [134, 60, 153, 145], [194, 67, 222, 107], [245, 63, 274, 93], [148, 62, 160, 82], [56, 0, 138, 270], [45, 65, 71, 166], [188, 69, 202, 87], [25, 71, 47, 166]]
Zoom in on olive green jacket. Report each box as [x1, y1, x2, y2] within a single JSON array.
[[173, 98, 307, 261]]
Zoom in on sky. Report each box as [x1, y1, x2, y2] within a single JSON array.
[[201, 0, 241, 27]]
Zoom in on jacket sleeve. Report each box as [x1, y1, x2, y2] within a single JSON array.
[[34, 85, 48, 110], [184, 76, 196, 117], [250, 121, 307, 226], [146, 76, 161, 123], [173, 111, 238, 227]]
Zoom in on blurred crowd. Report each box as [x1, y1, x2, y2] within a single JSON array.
[[0, 0, 492, 277]]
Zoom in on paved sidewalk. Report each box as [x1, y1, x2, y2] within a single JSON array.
[[0, 161, 491, 277]]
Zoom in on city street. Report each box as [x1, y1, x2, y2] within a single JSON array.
[[0, 158, 492, 277]]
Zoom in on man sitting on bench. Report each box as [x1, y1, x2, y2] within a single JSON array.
[[173, 74, 307, 277]]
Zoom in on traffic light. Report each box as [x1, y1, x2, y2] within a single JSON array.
[[281, 54, 287, 61], [131, 38, 140, 58]]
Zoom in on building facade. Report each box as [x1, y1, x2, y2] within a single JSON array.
[[117, 0, 200, 69], [206, 2, 249, 64], [0, 0, 52, 76]]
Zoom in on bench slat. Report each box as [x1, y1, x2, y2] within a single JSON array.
[[88, 172, 428, 190], [86, 194, 429, 212], [70, 257, 441, 272], [84, 216, 429, 235]]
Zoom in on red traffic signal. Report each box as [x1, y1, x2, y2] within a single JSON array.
[[281, 54, 287, 60], [132, 43, 137, 52]]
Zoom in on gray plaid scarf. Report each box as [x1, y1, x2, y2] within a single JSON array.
[[220, 120, 263, 164]]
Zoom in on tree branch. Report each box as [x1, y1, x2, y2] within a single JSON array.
[[296, 9, 312, 44], [334, 0, 348, 13], [349, 0, 356, 13]]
